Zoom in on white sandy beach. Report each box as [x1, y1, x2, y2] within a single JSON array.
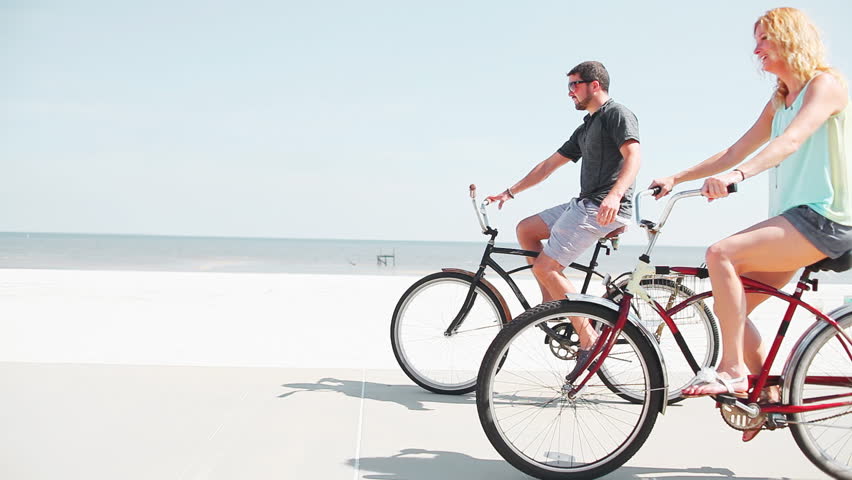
[[1, 268, 848, 368], [1, 268, 849, 479]]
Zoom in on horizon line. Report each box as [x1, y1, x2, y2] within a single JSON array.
[[0, 230, 710, 248]]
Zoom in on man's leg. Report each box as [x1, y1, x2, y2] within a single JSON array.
[[516, 215, 551, 301], [533, 199, 625, 349], [531, 253, 600, 348]]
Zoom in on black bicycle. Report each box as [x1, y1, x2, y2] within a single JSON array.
[[390, 185, 719, 400]]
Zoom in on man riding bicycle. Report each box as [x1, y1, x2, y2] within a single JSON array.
[[487, 60, 641, 376]]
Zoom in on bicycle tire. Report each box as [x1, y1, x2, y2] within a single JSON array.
[[476, 300, 664, 479], [391, 271, 509, 395], [788, 311, 852, 479], [604, 277, 719, 404]]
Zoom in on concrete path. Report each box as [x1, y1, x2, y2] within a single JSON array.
[[1, 270, 844, 478], [1, 362, 828, 480]]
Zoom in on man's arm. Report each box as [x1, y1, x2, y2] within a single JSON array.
[[486, 152, 573, 209], [596, 139, 640, 225]]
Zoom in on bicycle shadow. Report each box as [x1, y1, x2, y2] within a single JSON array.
[[276, 377, 682, 413], [604, 465, 778, 480], [277, 377, 475, 411], [347, 448, 785, 480], [345, 448, 516, 479]]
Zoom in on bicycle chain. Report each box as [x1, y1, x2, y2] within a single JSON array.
[[720, 404, 852, 431], [785, 409, 852, 426]]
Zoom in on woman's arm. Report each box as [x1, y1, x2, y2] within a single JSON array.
[[703, 73, 849, 199], [650, 99, 775, 197]]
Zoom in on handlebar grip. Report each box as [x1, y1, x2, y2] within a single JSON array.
[[469, 184, 476, 199], [651, 186, 662, 196], [727, 183, 738, 194]]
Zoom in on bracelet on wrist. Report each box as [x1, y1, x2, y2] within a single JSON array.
[[506, 188, 515, 199], [733, 169, 746, 181]]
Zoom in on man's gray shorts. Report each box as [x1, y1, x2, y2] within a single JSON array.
[[538, 198, 629, 268]]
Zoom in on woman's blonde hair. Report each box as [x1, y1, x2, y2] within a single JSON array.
[[755, 7, 845, 105]]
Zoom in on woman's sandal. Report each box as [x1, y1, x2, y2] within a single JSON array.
[[681, 368, 748, 398]]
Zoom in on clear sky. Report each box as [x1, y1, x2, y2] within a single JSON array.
[[3, 1, 852, 246]]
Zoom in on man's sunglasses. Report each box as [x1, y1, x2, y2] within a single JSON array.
[[568, 80, 592, 91]]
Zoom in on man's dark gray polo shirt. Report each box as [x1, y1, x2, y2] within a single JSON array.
[[557, 99, 640, 218]]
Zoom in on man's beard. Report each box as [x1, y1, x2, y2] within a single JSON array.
[[574, 96, 590, 111]]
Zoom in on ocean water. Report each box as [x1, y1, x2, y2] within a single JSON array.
[[0, 232, 850, 284]]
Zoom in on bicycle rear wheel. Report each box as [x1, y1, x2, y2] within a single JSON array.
[[606, 277, 718, 404], [391, 271, 509, 395], [476, 300, 664, 479], [788, 312, 852, 479]]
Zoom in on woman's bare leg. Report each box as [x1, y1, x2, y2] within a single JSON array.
[[738, 271, 794, 442], [683, 216, 825, 396], [740, 270, 798, 373]]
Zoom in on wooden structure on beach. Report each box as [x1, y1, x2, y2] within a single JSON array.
[[377, 249, 396, 266]]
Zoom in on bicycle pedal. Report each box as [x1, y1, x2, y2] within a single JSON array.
[[766, 413, 787, 430], [714, 394, 739, 406]]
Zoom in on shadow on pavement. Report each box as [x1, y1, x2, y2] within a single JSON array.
[[608, 465, 776, 480], [348, 448, 794, 480], [346, 448, 516, 479], [278, 377, 474, 411]]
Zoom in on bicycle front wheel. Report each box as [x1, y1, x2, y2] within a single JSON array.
[[391, 271, 509, 395], [788, 311, 852, 479], [607, 277, 718, 404], [477, 300, 664, 479]]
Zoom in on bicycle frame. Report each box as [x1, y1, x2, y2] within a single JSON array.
[[568, 187, 852, 418], [619, 267, 852, 411], [442, 219, 613, 336], [444, 186, 615, 336]]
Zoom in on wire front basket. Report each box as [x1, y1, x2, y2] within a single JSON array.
[[632, 274, 712, 328]]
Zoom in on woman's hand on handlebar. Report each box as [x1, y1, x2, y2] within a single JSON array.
[[701, 171, 740, 200], [485, 190, 512, 210], [648, 176, 675, 199]]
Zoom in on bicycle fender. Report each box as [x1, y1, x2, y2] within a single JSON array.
[[565, 293, 669, 414], [441, 268, 512, 321], [780, 303, 852, 404]]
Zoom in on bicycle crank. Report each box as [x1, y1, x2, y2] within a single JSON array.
[[720, 404, 766, 431], [545, 322, 580, 360]]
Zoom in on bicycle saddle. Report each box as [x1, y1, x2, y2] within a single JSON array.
[[605, 226, 627, 239], [806, 250, 852, 273]]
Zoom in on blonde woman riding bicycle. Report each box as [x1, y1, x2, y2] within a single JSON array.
[[650, 7, 852, 441]]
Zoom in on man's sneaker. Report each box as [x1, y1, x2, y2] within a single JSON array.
[[565, 348, 593, 383]]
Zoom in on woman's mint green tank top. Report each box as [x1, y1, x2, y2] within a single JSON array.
[[770, 76, 852, 226]]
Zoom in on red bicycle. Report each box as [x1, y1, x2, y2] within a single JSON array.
[[476, 186, 852, 479]]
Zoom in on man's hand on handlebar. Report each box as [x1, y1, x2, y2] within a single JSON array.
[[485, 191, 513, 210], [648, 177, 675, 199]]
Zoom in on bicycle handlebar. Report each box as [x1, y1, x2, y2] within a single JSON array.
[[471, 181, 737, 238], [634, 183, 739, 232], [469, 184, 491, 233]]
